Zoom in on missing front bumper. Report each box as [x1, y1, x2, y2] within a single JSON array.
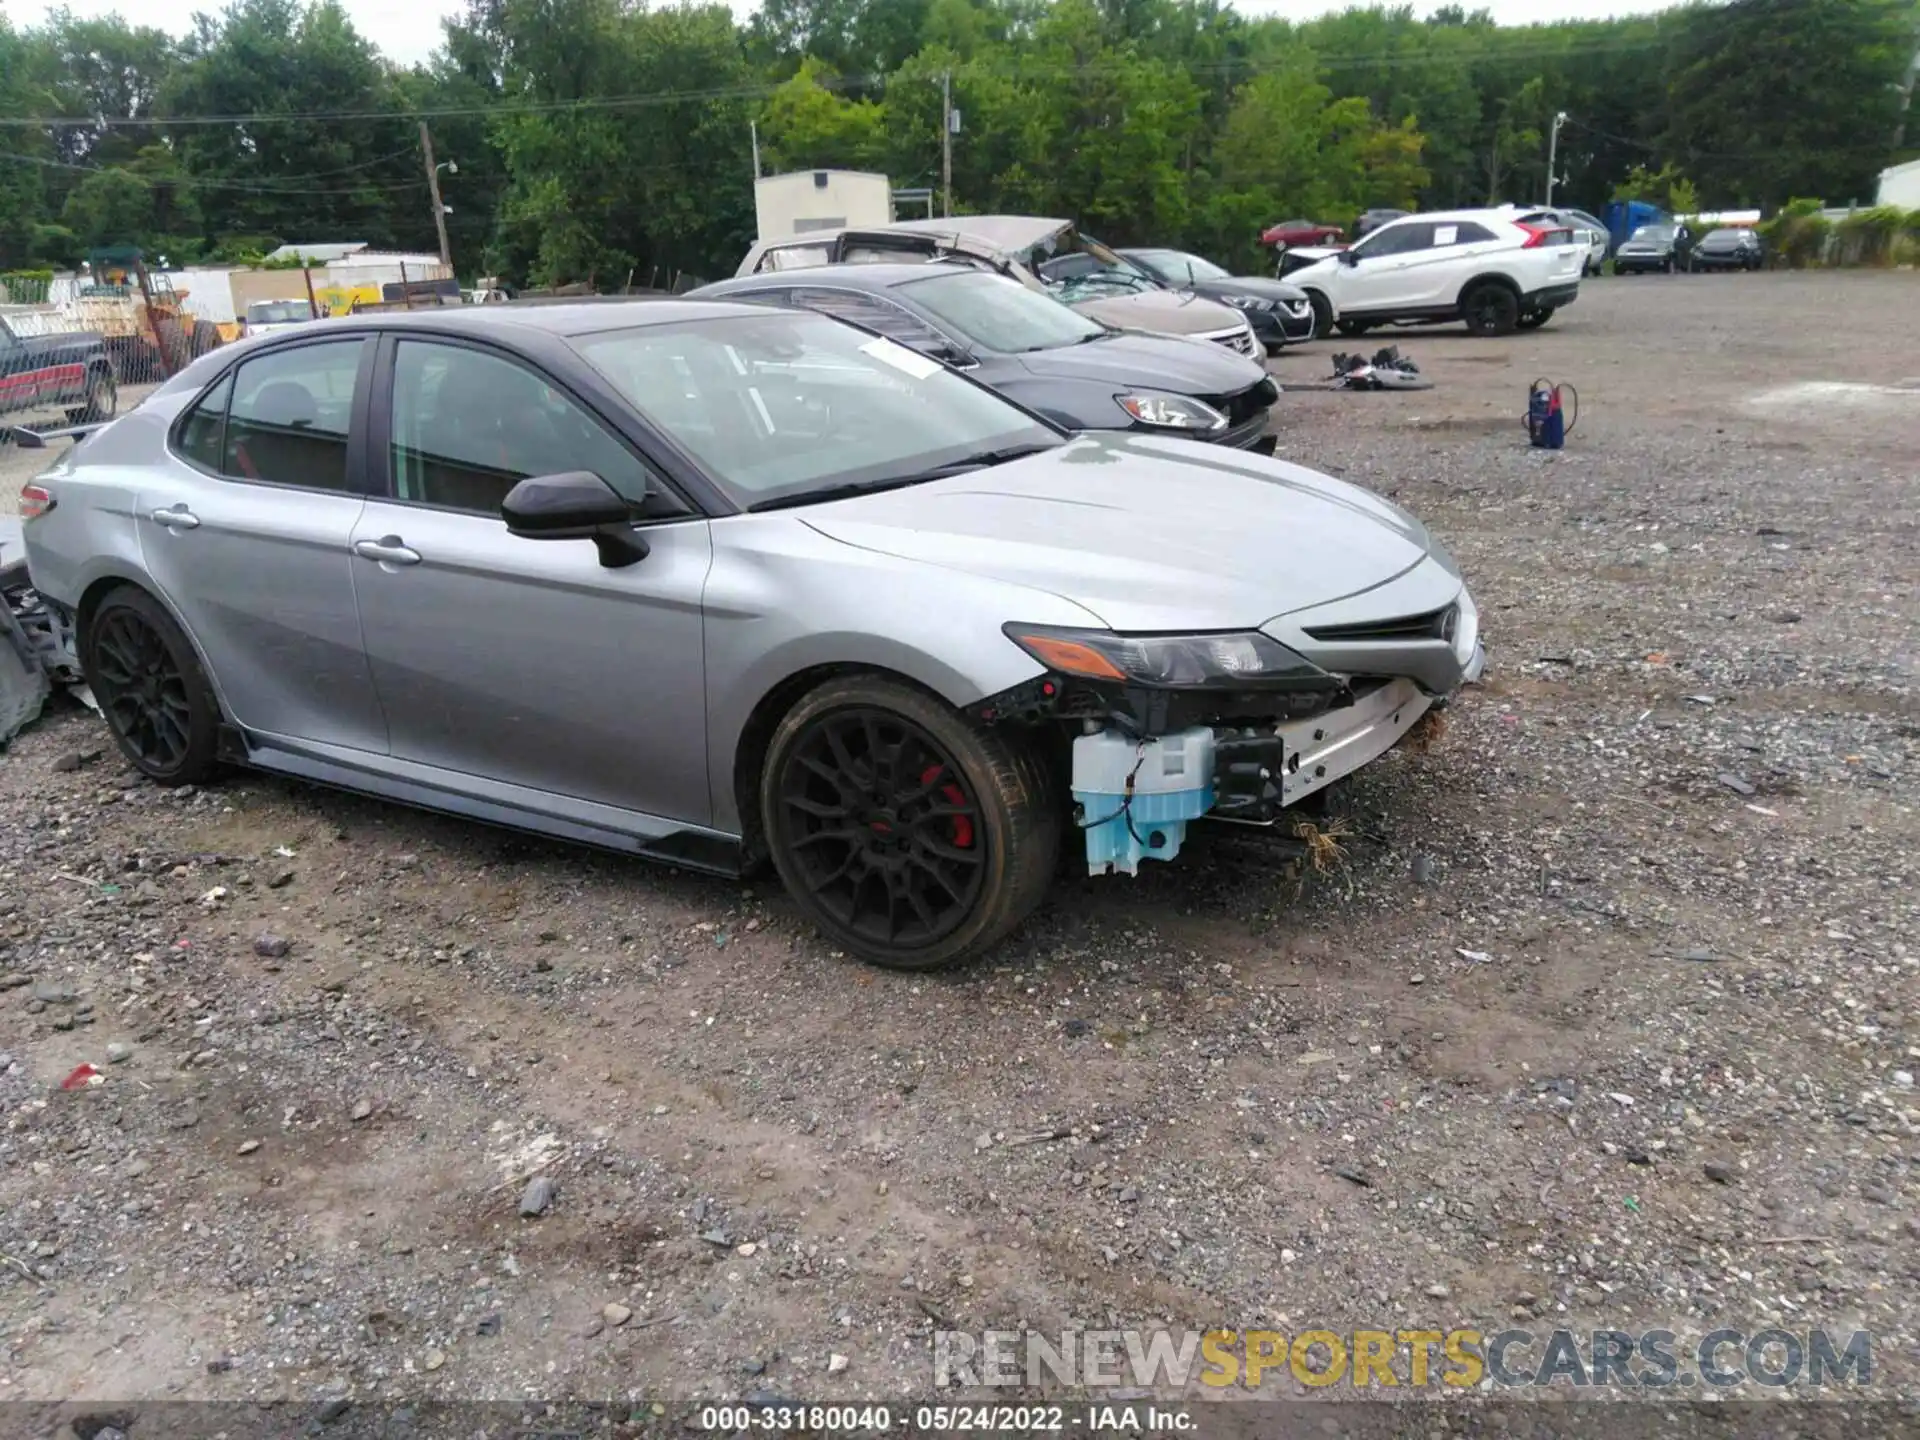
[[1069, 676, 1442, 875]]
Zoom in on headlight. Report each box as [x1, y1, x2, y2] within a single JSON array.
[[1218, 293, 1272, 311], [1115, 393, 1227, 431], [1003, 625, 1328, 689]]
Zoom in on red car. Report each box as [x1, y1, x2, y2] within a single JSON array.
[[1261, 218, 1345, 247]]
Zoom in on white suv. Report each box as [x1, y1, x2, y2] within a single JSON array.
[[1288, 208, 1585, 338]]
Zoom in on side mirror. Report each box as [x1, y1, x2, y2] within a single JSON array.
[[1339, 250, 1360, 267], [501, 471, 649, 569]]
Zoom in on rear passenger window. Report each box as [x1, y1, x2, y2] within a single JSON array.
[[788, 288, 944, 350], [174, 373, 233, 472], [221, 340, 366, 491]]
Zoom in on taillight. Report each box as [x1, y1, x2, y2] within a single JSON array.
[[19, 483, 54, 520], [1517, 223, 1570, 249]]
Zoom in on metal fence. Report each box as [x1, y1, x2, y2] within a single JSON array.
[[2, 270, 230, 436]]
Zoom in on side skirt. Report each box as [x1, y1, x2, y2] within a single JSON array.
[[236, 730, 747, 878]]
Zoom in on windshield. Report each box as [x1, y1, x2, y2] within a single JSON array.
[[247, 300, 312, 324], [1629, 224, 1676, 243], [1700, 229, 1749, 247], [900, 270, 1102, 352], [573, 311, 1060, 509], [1132, 250, 1229, 282]]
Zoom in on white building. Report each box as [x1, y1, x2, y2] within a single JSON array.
[[753, 171, 892, 242], [1875, 158, 1920, 210]]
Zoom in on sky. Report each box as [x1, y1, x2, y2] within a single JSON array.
[[8, 0, 1677, 69]]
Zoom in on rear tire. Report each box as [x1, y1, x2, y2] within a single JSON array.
[[1461, 283, 1519, 337], [84, 586, 221, 786], [66, 367, 117, 425], [761, 675, 1059, 970], [1334, 318, 1373, 337]]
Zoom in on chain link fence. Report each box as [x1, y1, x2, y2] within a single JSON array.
[[1, 270, 231, 438]]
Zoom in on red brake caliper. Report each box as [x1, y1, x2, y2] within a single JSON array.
[[920, 765, 974, 848]]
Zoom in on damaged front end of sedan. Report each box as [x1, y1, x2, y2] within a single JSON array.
[[969, 600, 1484, 875]]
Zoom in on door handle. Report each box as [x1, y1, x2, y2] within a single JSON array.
[[150, 506, 200, 530], [353, 536, 422, 566]]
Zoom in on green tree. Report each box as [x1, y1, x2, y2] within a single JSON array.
[[760, 58, 885, 172], [1662, 0, 1911, 206]]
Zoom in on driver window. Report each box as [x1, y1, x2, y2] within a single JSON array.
[[387, 340, 656, 514]]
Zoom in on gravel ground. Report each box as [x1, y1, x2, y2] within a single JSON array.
[[1, 273, 1917, 1427]]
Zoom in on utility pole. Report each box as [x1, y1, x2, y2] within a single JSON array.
[[750, 120, 761, 181], [420, 121, 453, 272], [1545, 111, 1568, 207], [940, 70, 953, 218]]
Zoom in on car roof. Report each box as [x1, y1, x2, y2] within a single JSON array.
[[297, 298, 769, 339], [708, 261, 985, 294], [146, 297, 780, 398], [875, 215, 1071, 251]]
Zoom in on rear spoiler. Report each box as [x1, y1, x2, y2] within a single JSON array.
[[8, 421, 112, 451]]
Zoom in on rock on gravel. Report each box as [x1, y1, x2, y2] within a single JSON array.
[[519, 1175, 557, 1217]]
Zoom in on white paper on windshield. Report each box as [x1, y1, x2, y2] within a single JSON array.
[[1433, 224, 1459, 246], [860, 337, 941, 380]]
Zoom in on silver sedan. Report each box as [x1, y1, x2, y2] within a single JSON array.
[[17, 300, 1483, 969]]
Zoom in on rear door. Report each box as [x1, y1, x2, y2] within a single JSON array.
[[346, 334, 714, 826], [1407, 219, 1503, 307], [134, 335, 389, 751]]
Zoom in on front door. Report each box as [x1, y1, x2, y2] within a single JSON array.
[[348, 335, 712, 827], [134, 335, 389, 752], [1340, 221, 1436, 312]]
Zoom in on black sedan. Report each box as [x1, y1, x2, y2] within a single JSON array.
[[1687, 227, 1764, 272], [1117, 248, 1316, 352], [689, 263, 1279, 451]]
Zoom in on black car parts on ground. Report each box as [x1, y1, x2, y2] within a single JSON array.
[[1115, 248, 1316, 353], [690, 263, 1279, 451]]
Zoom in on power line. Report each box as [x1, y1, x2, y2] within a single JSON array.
[[0, 148, 430, 194]]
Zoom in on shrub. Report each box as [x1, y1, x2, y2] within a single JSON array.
[[1759, 198, 1831, 268], [1835, 206, 1904, 265]]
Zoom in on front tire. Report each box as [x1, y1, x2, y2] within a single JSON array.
[[1516, 307, 1554, 331], [1334, 318, 1373, 337], [1461, 283, 1519, 336], [84, 586, 221, 785], [1305, 291, 1334, 340], [761, 676, 1059, 970]]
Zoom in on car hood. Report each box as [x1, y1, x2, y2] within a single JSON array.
[[1618, 239, 1671, 252], [797, 436, 1432, 632], [1067, 288, 1245, 335], [1013, 331, 1267, 393]]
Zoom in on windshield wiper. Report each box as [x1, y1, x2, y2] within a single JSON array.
[[746, 443, 1061, 511], [899, 441, 1063, 479], [747, 476, 938, 513]]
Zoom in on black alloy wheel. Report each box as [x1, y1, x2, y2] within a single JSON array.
[[84, 587, 220, 783], [776, 706, 986, 949], [762, 676, 1059, 970], [1461, 283, 1519, 337]]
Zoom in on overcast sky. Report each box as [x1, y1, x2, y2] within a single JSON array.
[[8, 0, 1675, 70]]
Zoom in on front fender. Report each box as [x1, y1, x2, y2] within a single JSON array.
[[701, 513, 1101, 833]]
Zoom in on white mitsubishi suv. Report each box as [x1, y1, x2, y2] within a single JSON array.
[[1287, 207, 1585, 339]]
